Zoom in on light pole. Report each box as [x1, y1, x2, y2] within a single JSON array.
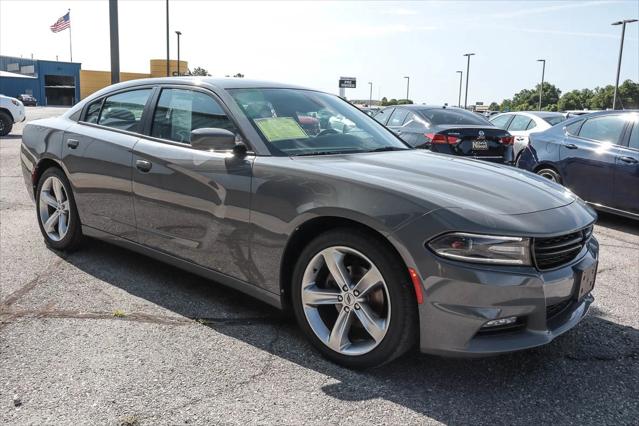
[[612, 19, 638, 110], [456, 70, 463, 108], [463, 53, 475, 109], [109, 0, 120, 84], [368, 82, 373, 106], [175, 30, 182, 76], [404, 76, 410, 101], [165, 0, 170, 76], [537, 59, 546, 111]]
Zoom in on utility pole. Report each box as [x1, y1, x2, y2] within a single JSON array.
[[368, 82, 373, 106], [109, 0, 120, 84], [175, 31, 182, 76], [612, 19, 637, 110], [456, 70, 463, 108], [537, 59, 546, 111], [463, 53, 475, 109], [166, 0, 170, 76], [404, 76, 410, 101]]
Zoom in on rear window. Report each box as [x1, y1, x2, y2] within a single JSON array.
[[544, 116, 566, 126], [420, 109, 491, 126]]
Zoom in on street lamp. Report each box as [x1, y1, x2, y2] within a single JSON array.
[[175, 30, 182, 76], [404, 76, 410, 101], [463, 53, 475, 109], [537, 59, 546, 111], [456, 70, 463, 108], [368, 82, 373, 106], [612, 19, 638, 110]]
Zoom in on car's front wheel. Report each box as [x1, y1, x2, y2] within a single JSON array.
[[291, 229, 417, 368], [0, 111, 13, 136], [536, 167, 562, 184], [36, 167, 83, 251]]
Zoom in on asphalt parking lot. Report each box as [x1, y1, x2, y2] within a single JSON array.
[[1, 107, 638, 425]]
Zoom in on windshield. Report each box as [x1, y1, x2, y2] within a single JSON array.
[[420, 108, 491, 126], [229, 88, 409, 156], [543, 115, 567, 126]]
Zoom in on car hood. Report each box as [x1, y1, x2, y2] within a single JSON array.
[[291, 150, 575, 215]]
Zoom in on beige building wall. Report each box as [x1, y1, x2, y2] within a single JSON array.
[[80, 59, 188, 99]]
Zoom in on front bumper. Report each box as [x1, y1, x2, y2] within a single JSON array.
[[415, 237, 597, 357]]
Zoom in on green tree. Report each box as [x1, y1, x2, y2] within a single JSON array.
[[388, 98, 398, 105], [397, 99, 414, 105], [233, 73, 245, 78], [488, 102, 500, 111], [380, 97, 389, 106], [501, 82, 562, 111], [191, 67, 210, 76]]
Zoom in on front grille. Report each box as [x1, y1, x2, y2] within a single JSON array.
[[533, 226, 592, 270]]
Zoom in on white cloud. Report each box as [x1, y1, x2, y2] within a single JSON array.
[[385, 8, 418, 16]]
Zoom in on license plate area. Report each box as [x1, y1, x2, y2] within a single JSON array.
[[577, 262, 597, 300], [472, 140, 488, 150]]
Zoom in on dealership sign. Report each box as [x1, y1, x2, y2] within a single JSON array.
[[339, 77, 356, 88]]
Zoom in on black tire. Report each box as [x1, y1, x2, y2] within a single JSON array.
[[0, 111, 13, 136], [536, 167, 562, 184], [35, 167, 83, 251], [291, 228, 418, 369]]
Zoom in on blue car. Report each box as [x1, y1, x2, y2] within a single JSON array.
[[518, 110, 639, 219]]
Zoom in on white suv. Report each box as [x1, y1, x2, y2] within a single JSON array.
[[0, 94, 26, 136]]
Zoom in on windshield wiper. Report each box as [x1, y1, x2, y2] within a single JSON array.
[[294, 150, 363, 156], [367, 146, 408, 152]]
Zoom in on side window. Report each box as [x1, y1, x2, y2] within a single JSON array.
[[151, 88, 238, 144], [98, 89, 151, 132], [526, 120, 537, 130], [388, 108, 409, 127], [565, 120, 583, 135], [373, 108, 393, 125], [629, 123, 639, 150], [489, 114, 511, 129], [403, 112, 427, 129], [578, 115, 626, 144], [508, 115, 532, 131], [84, 99, 103, 123]]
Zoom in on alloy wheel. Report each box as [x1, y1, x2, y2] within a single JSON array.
[[39, 176, 70, 241], [301, 246, 391, 356], [538, 170, 558, 182]]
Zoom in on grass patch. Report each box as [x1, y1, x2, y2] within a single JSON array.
[[113, 309, 126, 318]]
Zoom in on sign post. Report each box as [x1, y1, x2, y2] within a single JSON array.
[[338, 77, 356, 99]]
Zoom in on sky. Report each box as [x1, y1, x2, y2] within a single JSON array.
[[1, 0, 638, 105]]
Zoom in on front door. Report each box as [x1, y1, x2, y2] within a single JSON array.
[[613, 117, 639, 214], [62, 88, 153, 239], [132, 87, 254, 281]]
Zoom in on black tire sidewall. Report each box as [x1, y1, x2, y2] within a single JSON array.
[[35, 167, 82, 250], [0, 111, 12, 136], [537, 168, 562, 184], [291, 229, 417, 369]]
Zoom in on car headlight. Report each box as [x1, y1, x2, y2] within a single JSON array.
[[428, 232, 531, 265]]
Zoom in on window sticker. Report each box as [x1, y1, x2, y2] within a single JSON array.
[[254, 117, 308, 142]]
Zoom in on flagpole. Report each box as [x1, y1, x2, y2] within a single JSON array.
[[68, 9, 73, 62]]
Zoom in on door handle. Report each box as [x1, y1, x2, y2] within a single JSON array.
[[565, 143, 578, 149], [135, 159, 152, 172], [619, 156, 638, 164], [67, 139, 79, 149]]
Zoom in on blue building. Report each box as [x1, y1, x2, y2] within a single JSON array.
[[0, 55, 81, 106]]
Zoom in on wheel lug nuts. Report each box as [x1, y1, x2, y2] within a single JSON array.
[[342, 286, 349, 292], [344, 306, 350, 312], [337, 295, 343, 302], [354, 303, 360, 310], [353, 290, 359, 296]]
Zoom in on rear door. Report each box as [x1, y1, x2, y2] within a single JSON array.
[[131, 86, 254, 281], [62, 87, 153, 238], [385, 108, 409, 136], [613, 116, 639, 214], [560, 114, 627, 206], [396, 111, 429, 147]]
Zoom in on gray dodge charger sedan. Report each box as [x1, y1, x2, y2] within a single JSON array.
[[20, 78, 599, 368]]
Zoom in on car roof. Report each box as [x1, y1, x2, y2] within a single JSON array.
[[385, 105, 469, 111], [104, 76, 312, 91]]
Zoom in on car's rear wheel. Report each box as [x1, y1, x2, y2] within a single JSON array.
[[0, 111, 13, 136], [36, 167, 83, 251], [291, 229, 417, 369], [536, 167, 562, 184]]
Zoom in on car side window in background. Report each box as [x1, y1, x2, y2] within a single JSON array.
[[526, 120, 537, 130], [628, 123, 639, 150], [403, 112, 428, 129], [151, 89, 238, 144], [373, 108, 393, 125], [489, 114, 511, 129], [578, 115, 626, 144], [387, 108, 409, 127], [565, 120, 583, 135], [508, 115, 532, 132], [98, 89, 151, 132], [84, 99, 103, 123]]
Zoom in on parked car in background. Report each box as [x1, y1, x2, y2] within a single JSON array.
[[490, 111, 567, 160], [360, 106, 380, 117], [518, 110, 639, 219], [374, 105, 514, 164], [564, 110, 600, 118], [17, 94, 38, 106], [21, 77, 598, 368], [483, 110, 500, 119], [0, 94, 26, 136]]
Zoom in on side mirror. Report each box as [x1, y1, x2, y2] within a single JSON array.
[[191, 128, 236, 152]]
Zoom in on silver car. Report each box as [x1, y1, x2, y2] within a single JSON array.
[[20, 78, 599, 368]]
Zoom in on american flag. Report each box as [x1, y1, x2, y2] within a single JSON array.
[[50, 12, 70, 33]]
